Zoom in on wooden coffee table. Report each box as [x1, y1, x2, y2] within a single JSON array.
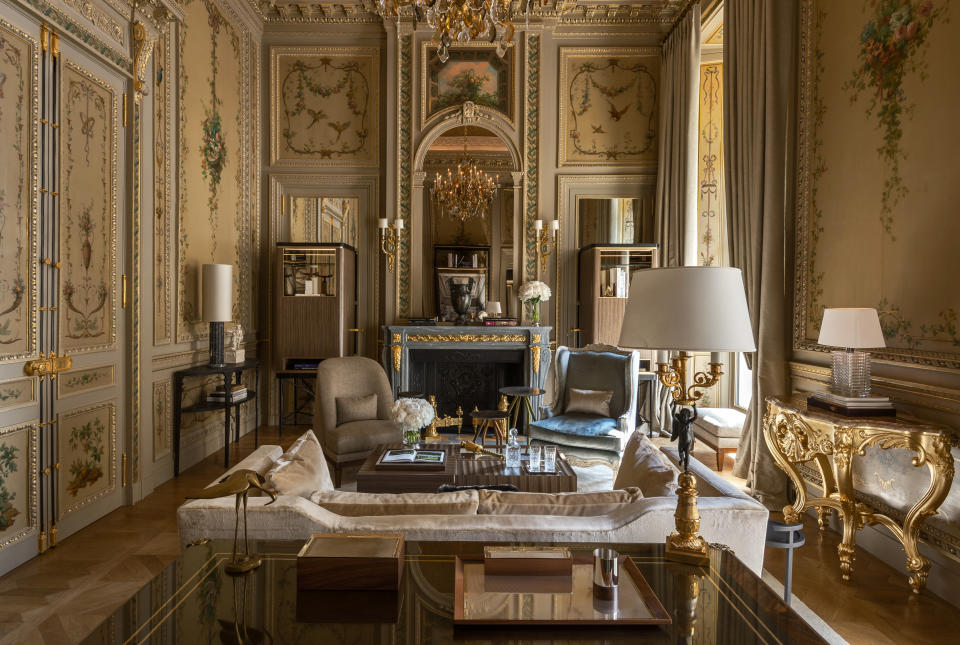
[[356, 444, 458, 493], [356, 443, 577, 493]]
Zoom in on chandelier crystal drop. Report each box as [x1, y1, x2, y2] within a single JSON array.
[[374, 0, 529, 62]]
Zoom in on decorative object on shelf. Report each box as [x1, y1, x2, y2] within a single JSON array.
[[226, 323, 245, 364], [378, 218, 404, 273], [534, 218, 559, 274], [619, 267, 756, 566], [816, 307, 886, 398], [375, 0, 530, 62], [432, 128, 497, 224], [518, 280, 551, 326], [392, 397, 436, 448], [449, 278, 475, 324], [202, 264, 233, 367], [186, 469, 276, 575]]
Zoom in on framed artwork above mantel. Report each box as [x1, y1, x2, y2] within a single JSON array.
[[420, 42, 516, 129]]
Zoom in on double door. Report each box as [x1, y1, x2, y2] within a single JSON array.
[[0, 3, 128, 575]]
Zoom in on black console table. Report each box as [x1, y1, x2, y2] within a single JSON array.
[[172, 358, 259, 476]]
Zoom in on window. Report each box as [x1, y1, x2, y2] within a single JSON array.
[[735, 352, 753, 410]]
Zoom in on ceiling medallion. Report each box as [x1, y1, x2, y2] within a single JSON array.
[[432, 128, 497, 222], [375, 0, 533, 61]]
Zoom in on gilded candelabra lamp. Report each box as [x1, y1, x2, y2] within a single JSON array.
[[619, 267, 756, 566], [377, 217, 404, 273], [534, 218, 558, 275]]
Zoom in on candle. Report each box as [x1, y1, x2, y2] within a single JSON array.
[[378, 218, 388, 229], [535, 219, 543, 231], [552, 219, 560, 231], [710, 352, 721, 365], [396, 219, 404, 230]]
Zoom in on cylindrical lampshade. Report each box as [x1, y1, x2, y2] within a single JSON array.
[[618, 267, 756, 352], [486, 301, 502, 316], [817, 308, 885, 349], [201, 263, 233, 322]]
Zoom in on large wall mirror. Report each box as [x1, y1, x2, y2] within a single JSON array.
[[287, 196, 359, 246], [420, 125, 519, 320], [577, 196, 655, 247]]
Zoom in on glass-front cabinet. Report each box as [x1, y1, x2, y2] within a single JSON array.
[[281, 247, 339, 297], [578, 244, 659, 347]]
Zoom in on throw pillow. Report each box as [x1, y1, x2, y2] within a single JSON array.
[[477, 488, 643, 516], [264, 430, 335, 498], [614, 431, 680, 497], [310, 490, 479, 516], [336, 393, 378, 426], [566, 388, 614, 417]]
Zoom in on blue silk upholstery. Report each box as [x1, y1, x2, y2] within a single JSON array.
[[531, 414, 618, 437]]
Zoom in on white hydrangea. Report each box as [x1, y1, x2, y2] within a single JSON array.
[[518, 280, 552, 303], [391, 397, 435, 429]]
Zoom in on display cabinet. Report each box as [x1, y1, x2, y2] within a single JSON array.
[[275, 243, 357, 369], [577, 244, 659, 347], [434, 245, 490, 321]]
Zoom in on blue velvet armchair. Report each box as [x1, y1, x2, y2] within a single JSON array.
[[528, 344, 640, 464]]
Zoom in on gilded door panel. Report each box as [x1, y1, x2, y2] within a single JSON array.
[[0, 19, 39, 362], [0, 376, 37, 412], [56, 400, 116, 519], [58, 61, 117, 355], [0, 421, 38, 549]]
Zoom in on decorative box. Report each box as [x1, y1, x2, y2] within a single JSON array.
[[297, 533, 404, 591], [483, 546, 573, 577], [224, 348, 245, 364]]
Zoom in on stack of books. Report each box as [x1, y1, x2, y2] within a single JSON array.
[[407, 317, 438, 326], [807, 391, 895, 417], [484, 317, 518, 327], [207, 383, 247, 404]]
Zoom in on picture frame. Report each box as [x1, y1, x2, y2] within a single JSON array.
[[421, 43, 515, 128]]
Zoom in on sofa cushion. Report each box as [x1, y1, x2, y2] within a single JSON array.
[[310, 490, 479, 516], [264, 430, 334, 498], [478, 488, 643, 516], [566, 388, 614, 417], [324, 419, 400, 456], [564, 351, 630, 417], [336, 393, 378, 426], [528, 416, 624, 454], [694, 408, 746, 439], [614, 431, 679, 497]]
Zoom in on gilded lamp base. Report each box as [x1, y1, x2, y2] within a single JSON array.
[[665, 472, 709, 567], [225, 554, 262, 576]]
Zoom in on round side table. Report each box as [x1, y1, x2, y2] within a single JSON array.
[[471, 410, 510, 451], [498, 386, 545, 435]]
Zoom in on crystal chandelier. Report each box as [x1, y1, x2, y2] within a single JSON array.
[[374, 0, 530, 62], [433, 129, 497, 222]]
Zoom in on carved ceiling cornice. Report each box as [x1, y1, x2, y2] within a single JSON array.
[[249, 0, 688, 25]]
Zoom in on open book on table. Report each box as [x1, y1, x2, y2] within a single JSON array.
[[380, 449, 445, 464]]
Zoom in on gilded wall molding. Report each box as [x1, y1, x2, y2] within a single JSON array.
[[522, 32, 540, 283], [61, 0, 125, 47], [154, 26, 175, 346], [396, 31, 413, 319], [18, 0, 131, 70]]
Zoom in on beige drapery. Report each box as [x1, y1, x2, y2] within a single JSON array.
[[724, 0, 797, 506], [652, 4, 701, 434]]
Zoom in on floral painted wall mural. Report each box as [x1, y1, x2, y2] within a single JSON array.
[[0, 423, 34, 547], [58, 403, 114, 517], [0, 442, 19, 531], [0, 21, 36, 360], [795, 0, 959, 368], [558, 48, 659, 167], [271, 47, 378, 167], [177, 0, 254, 342], [65, 417, 104, 497], [697, 63, 725, 267], [59, 62, 116, 354]]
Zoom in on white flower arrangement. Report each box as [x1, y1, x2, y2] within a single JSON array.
[[391, 397, 435, 430], [518, 280, 551, 303]]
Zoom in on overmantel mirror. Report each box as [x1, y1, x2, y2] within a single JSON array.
[[420, 124, 521, 321]]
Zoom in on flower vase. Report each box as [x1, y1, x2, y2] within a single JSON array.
[[402, 427, 421, 448], [527, 299, 541, 326]]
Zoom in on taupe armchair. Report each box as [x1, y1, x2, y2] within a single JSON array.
[[314, 356, 400, 487]]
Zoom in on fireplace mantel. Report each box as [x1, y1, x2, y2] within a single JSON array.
[[382, 326, 552, 402]]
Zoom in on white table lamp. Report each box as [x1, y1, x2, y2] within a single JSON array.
[[202, 263, 233, 367], [485, 301, 502, 318], [817, 308, 885, 398], [619, 267, 756, 566]]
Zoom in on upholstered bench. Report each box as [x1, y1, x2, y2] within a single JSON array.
[[692, 407, 745, 471]]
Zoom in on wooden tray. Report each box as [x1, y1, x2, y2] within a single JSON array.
[[374, 449, 447, 471], [454, 554, 671, 627]]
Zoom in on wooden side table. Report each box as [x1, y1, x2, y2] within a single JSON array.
[[173, 359, 260, 476], [763, 394, 955, 593]]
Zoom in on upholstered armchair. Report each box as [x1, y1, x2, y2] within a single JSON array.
[[314, 356, 400, 487], [528, 344, 640, 465]]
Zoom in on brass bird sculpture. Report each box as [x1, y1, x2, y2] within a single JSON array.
[[187, 469, 277, 575]]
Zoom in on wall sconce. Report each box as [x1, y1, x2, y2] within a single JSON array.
[[535, 218, 558, 275], [378, 218, 404, 273]]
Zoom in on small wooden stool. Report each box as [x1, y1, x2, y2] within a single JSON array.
[[498, 386, 544, 435], [471, 410, 510, 452]]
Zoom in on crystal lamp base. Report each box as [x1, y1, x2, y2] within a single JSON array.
[[830, 350, 871, 397]]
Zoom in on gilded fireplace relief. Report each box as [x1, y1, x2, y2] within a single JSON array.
[[57, 364, 114, 398], [58, 402, 115, 516], [60, 63, 115, 353], [0, 377, 35, 411], [153, 380, 171, 460], [558, 49, 659, 167], [422, 45, 514, 126], [0, 22, 36, 360], [272, 48, 378, 166], [0, 422, 36, 548], [797, 1, 959, 367], [178, 0, 249, 341]]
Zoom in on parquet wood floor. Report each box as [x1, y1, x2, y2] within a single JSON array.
[[0, 427, 955, 644]]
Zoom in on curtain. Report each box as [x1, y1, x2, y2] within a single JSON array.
[[724, 0, 798, 506], [653, 4, 701, 434]]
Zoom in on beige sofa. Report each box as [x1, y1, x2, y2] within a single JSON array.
[[178, 439, 769, 574]]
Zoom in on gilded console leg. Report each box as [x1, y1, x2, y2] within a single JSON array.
[[901, 434, 954, 593], [836, 501, 857, 581], [761, 410, 808, 524], [816, 506, 830, 531], [832, 428, 858, 581]]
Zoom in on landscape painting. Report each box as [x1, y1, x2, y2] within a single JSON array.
[[423, 45, 514, 125]]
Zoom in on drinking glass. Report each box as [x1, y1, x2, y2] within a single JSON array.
[[528, 445, 542, 472], [593, 548, 620, 598], [543, 445, 557, 472]]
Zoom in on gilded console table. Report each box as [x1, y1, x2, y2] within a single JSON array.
[[763, 395, 956, 593]]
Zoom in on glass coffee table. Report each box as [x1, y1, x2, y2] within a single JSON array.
[[80, 539, 826, 644]]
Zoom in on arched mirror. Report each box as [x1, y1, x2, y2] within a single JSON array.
[[421, 125, 518, 321]]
